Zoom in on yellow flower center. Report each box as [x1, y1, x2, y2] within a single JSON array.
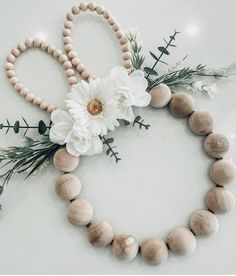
[[87, 99, 103, 115]]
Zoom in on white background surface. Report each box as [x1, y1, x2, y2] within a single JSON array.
[[0, 0, 236, 274]]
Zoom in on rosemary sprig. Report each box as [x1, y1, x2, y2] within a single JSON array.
[[100, 135, 121, 163]]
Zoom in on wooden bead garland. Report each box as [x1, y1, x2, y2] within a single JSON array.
[[63, 2, 132, 80], [5, 38, 77, 113]]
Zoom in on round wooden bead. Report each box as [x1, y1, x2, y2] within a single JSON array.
[[40, 41, 49, 51], [17, 42, 27, 52], [167, 227, 196, 256], [7, 54, 16, 63], [63, 28, 71, 37], [77, 64, 85, 73], [53, 148, 79, 172], [5, 62, 14, 70], [120, 36, 128, 45], [140, 238, 168, 266], [88, 2, 97, 11], [81, 70, 90, 80], [11, 48, 20, 57], [25, 38, 34, 47], [121, 44, 129, 52], [47, 45, 56, 54], [190, 210, 219, 236], [39, 101, 49, 110], [26, 93, 35, 102], [14, 82, 23, 92], [123, 60, 132, 69], [33, 38, 41, 47], [97, 5, 105, 15], [68, 199, 93, 227], [88, 220, 114, 247], [66, 12, 74, 21], [79, 2, 88, 11], [112, 235, 138, 262], [209, 160, 236, 186], [150, 84, 172, 108], [55, 174, 81, 200], [206, 187, 235, 214], [68, 50, 77, 59], [68, 76, 77, 85], [64, 20, 73, 29], [112, 23, 120, 32], [122, 52, 130, 60], [64, 44, 74, 53], [63, 61, 73, 69], [59, 54, 68, 63], [108, 16, 115, 25], [47, 105, 57, 113], [53, 49, 62, 58], [20, 87, 29, 96], [7, 70, 16, 78], [169, 92, 194, 118], [203, 133, 229, 158], [10, 77, 19, 85], [116, 30, 123, 39], [189, 111, 214, 135], [33, 97, 42, 106], [72, 5, 80, 15], [63, 36, 72, 44], [65, 69, 75, 77]]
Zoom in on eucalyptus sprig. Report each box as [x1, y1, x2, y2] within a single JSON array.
[[100, 135, 121, 163], [124, 116, 150, 130]]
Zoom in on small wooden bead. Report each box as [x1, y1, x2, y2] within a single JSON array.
[[63, 36, 73, 44], [203, 133, 230, 158], [14, 82, 23, 92], [10, 77, 19, 85], [76, 64, 85, 73], [17, 42, 27, 52], [47, 105, 57, 113], [88, 2, 97, 11], [116, 30, 123, 39], [40, 41, 49, 51], [112, 235, 139, 262], [107, 16, 115, 25], [121, 44, 129, 52], [112, 23, 120, 32], [150, 84, 172, 108], [209, 160, 236, 186], [47, 45, 56, 54], [96, 5, 105, 15], [68, 76, 77, 85], [190, 210, 219, 236], [79, 2, 88, 11], [66, 12, 74, 21], [7, 54, 16, 63], [33, 38, 41, 47], [206, 187, 235, 214], [11, 48, 20, 57], [5, 62, 14, 70], [39, 101, 49, 110], [59, 54, 68, 63], [64, 20, 73, 29], [53, 49, 62, 58], [25, 38, 34, 47], [140, 238, 168, 266], [88, 220, 114, 247], [63, 61, 73, 69], [33, 97, 42, 106], [68, 199, 93, 227], [68, 50, 77, 59], [64, 44, 74, 53], [189, 111, 214, 135], [167, 227, 196, 256], [6, 70, 16, 78], [122, 52, 130, 60], [20, 87, 29, 96], [81, 70, 90, 80], [169, 92, 194, 118], [63, 28, 71, 37], [65, 69, 75, 77], [55, 174, 81, 200], [72, 5, 80, 15], [71, 57, 80, 66], [123, 60, 132, 69], [120, 36, 128, 45], [26, 93, 35, 102], [53, 148, 79, 172]]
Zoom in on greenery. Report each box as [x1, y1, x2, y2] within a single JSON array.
[[124, 116, 150, 130], [100, 135, 121, 163]]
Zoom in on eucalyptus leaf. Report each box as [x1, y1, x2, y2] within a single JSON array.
[[158, 47, 170, 55], [144, 67, 158, 76], [38, 120, 47, 134]]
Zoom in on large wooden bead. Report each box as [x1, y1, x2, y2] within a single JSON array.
[[150, 84, 172, 108], [88, 220, 114, 247], [112, 234, 138, 262], [53, 148, 79, 172], [140, 238, 168, 266], [68, 199, 93, 227], [206, 187, 235, 214], [203, 133, 230, 158], [209, 160, 236, 186], [190, 210, 219, 236], [169, 93, 194, 118], [55, 174, 81, 200], [189, 111, 214, 135], [167, 227, 196, 256]]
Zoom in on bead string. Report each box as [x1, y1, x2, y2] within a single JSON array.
[[53, 88, 235, 265], [5, 38, 77, 113], [63, 2, 132, 81]]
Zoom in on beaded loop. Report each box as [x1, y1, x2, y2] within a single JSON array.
[[5, 38, 77, 113], [63, 2, 131, 80]]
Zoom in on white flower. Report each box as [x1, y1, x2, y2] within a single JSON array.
[[204, 83, 218, 98], [109, 66, 151, 122], [66, 78, 120, 136], [49, 109, 103, 156], [191, 81, 203, 92]]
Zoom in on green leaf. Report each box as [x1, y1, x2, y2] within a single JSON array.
[[105, 138, 114, 144], [134, 116, 141, 122], [144, 67, 158, 76], [158, 47, 170, 55], [13, 121, 20, 133], [106, 148, 111, 155], [150, 51, 159, 60], [38, 120, 47, 134]]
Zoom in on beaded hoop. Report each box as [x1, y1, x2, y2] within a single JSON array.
[[63, 2, 132, 80], [5, 38, 77, 113]]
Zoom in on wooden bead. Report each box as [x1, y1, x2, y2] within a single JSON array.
[[97, 5, 105, 15], [112, 235, 138, 262], [190, 210, 219, 236], [206, 187, 235, 214], [20, 87, 29, 96], [33, 97, 42, 106], [7, 70, 16, 78], [63, 36, 72, 44], [68, 199, 93, 227], [47, 105, 57, 113], [10, 77, 19, 85], [33, 38, 41, 47], [39, 101, 49, 110], [55, 174, 81, 200], [26, 93, 35, 102], [72, 5, 80, 15], [53, 148, 79, 172], [88, 2, 97, 11], [63, 28, 71, 37], [40, 41, 49, 51], [120, 36, 128, 45], [47, 45, 56, 54], [66, 69, 75, 77], [116, 30, 123, 39], [59, 54, 68, 63], [167, 227, 196, 256], [7, 54, 16, 63], [76, 64, 85, 73], [169, 93, 194, 118], [189, 111, 214, 135], [150, 84, 172, 108], [66, 12, 74, 21], [71, 57, 80, 66], [209, 160, 236, 186], [14, 82, 23, 92], [203, 133, 230, 158], [81, 70, 90, 80], [53, 49, 62, 58], [25, 38, 34, 47], [123, 60, 132, 69], [122, 52, 130, 60], [64, 20, 73, 29], [112, 23, 120, 32], [79, 2, 88, 11], [108, 16, 115, 25], [140, 238, 168, 266], [17, 42, 26, 52], [68, 50, 77, 59], [5, 62, 14, 70], [64, 44, 74, 53], [63, 61, 73, 69], [88, 220, 114, 247], [68, 76, 77, 85], [121, 44, 129, 52], [11, 48, 20, 57]]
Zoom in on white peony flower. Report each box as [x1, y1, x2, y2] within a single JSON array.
[[66, 78, 120, 136], [109, 66, 151, 122], [49, 109, 103, 156]]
